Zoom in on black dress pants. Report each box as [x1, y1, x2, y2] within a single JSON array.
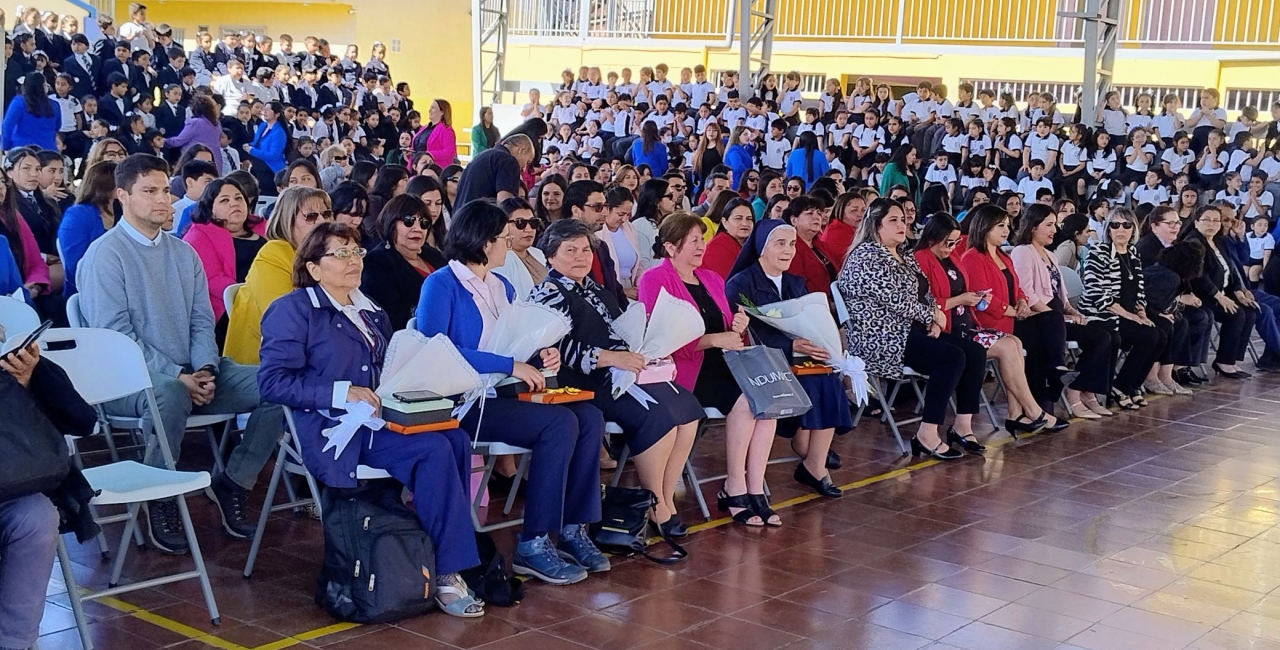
[[901, 330, 981, 425], [1212, 301, 1257, 366], [1014, 310, 1066, 410]]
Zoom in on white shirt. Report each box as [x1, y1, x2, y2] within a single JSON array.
[[1100, 108, 1128, 136], [1017, 176, 1053, 204], [448, 260, 510, 351], [966, 135, 992, 159], [1248, 232, 1275, 261], [941, 133, 967, 154], [761, 136, 791, 169], [925, 164, 957, 186], [642, 110, 675, 132], [50, 95, 81, 132], [118, 216, 162, 247], [684, 81, 715, 105], [1150, 114, 1180, 140], [1024, 133, 1060, 164], [551, 104, 579, 126], [796, 122, 825, 139], [853, 124, 882, 149], [1215, 189, 1245, 209], [1060, 141, 1086, 168], [1244, 193, 1274, 220], [118, 20, 152, 52], [1124, 144, 1157, 172], [720, 106, 747, 129], [1160, 148, 1196, 175], [782, 89, 803, 115], [611, 109, 634, 137], [1088, 149, 1117, 176], [1132, 184, 1170, 206], [1125, 113, 1154, 133], [828, 124, 854, 147], [212, 75, 253, 116]]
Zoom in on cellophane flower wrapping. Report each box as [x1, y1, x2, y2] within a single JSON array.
[[478, 300, 573, 388], [610, 288, 706, 398], [377, 330, 483, 400], [745, 292, 868, 406]]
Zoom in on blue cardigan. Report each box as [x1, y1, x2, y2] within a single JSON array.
[[0, 235, 27, 300], [258, 287, 394, 488], [57, 204, 108, 297], [414, 265, 518, 375], [248, 121, 288, 173], [724, 143, 755, 187], [1, 96, 62, 152], [630, 138, 669, 177], [785, 148, 830, 189]]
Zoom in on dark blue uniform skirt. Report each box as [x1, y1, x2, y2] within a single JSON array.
[[777, 372, 854, 438]]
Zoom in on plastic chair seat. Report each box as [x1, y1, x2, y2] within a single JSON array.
[[186, 413, 235, 428], [604, 421, 625, 434], [473, 441, 532, 456], [81, 461, 211, 505], [902, 366, 924, 378], [703, 407, 725, 419], [356, 466, 391, 479]]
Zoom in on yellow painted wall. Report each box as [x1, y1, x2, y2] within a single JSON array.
[[113, 1, 356, 52]]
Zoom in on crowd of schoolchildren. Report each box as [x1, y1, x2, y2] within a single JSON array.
[[5, 17, 1280, 645]]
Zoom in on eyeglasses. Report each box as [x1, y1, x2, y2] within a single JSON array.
[[1199, 218, 1222, 224], [663, 193, 681, 201], [446, 176, 461, 183], [1108, 221, 1134, 230], [322, 247, 366, 260], [399, 215, 432, 229], [1160, 219, 1183, 227], [301, 210, 334, 223], [942, 239, 961, 248], [512, 217, 542, 230], [787, 185, 803, 191], [583, 202, 606, 212]]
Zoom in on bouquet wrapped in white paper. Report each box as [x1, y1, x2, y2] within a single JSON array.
[[743, 292, 869, 406], [610, 288, 706, 402], [378, 330, 483, 400], [478, 300, 572, 389]]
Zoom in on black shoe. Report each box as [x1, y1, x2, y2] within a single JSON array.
[[487, 471, 516, 495], [145, 499, 190, 555], [910, 436, 964, 461], [794, 463, 843, 498], [1174, 368, 1206, 385], [825, 449, 842, 470], [747, 493, 782, 527], [1212, 362, 1252, 380], [209, 472, 256, 539], [946, 428, 986, 454], [1004, 413, 1047, 435], [649, 515, 689, 539]]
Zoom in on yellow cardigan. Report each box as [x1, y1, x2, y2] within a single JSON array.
[[224, 239, 295, 364]]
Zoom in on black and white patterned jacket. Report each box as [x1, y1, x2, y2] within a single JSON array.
[[836, 241, 936, 379], [1079, 240, 1145, 325], [528, 270, 628, 393]]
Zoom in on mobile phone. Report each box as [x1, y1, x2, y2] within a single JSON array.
[[2, 320, 52, 359], [392, 390, 444, 403]]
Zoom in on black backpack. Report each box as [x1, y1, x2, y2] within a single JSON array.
[[315, 481, 437, 623]]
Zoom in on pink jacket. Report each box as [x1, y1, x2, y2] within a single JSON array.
[[425, 123, 457, 166], [182, 220, 268, 321], [1010, 244, 1068, 308], [637, 258, 733, 390], [11, 214, 49, 289]]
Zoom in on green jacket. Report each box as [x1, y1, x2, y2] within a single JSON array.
[[879, 161, 920, 204]]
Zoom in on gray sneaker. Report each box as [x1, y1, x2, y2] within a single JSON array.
[[557, 524, 610, 573], [513, 534, 588, 585]]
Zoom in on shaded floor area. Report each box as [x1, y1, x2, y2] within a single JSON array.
[[34, 372, 1280, 650]]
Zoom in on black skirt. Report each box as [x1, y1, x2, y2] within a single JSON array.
[[693, 349, 742, 415], [594, 380, 704, 455]]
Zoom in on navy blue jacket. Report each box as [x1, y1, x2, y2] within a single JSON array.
[[257, 287, 393, 488], [724, 262, 807, 358]]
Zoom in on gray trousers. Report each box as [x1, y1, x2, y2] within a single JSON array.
[[0, 494, 58, 649], [104, 358, 282, 490]]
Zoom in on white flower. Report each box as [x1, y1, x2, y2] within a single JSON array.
[[763, 308, 783, 318]]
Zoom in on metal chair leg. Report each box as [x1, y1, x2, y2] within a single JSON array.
[[683, 459, 711, 521], [204, 426, 226, 474], [175, 495, 220, 625], [108, 504, 140, 587], [57, 539, 93, 650], [502, 453, 530, 515], [244, 443, 288, 578]]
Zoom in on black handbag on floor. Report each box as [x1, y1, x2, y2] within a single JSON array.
[[460, 532, 525, 607], [589, 485, 686, 564]]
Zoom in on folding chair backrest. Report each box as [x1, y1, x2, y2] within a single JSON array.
[[65, 293, 86, 328], [406, 316, 417, 331], [830, 281, 850, 326], [0, 295, 39, 336], [1060, 265, 1085, 300], [37, 328, 155, 406], [224, 283, 244, 320]]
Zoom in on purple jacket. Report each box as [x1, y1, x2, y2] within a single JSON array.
[[165, 116, 224, 174]]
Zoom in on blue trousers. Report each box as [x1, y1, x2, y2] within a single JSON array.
[[461, 399, 603, 539], [1253, 290, 1280, 358], [1181, 305, 1213, 366], [360, 427, 479, 575], [0, 494, 58, 649]]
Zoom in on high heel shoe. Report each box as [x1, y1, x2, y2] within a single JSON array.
[[716, 490, 764, 526], [794, 463, 843, 498], [1108, 388, 1139, 410], [748, 494, 782, 527], [1005, 413, 1047, 435], [1065, 401, 1102, 420], [1212, 362, 1252, 379], [946, 427, 986, 453], [1037, 411, 1070, 433], [910, 436, 964, 460]]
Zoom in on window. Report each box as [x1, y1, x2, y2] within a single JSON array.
[[1226, 88, 1280, 112]]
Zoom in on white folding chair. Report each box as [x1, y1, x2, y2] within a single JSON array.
[[223, 282, 244, 320], [470, 440, 532, 532], [243, 406, 390, 577], [406, 316, 417, 331], [1060, 265, 1085, 309], [40, 328, 220, 650], [65, 292, 85, 328], [0, 293, 39, 336]]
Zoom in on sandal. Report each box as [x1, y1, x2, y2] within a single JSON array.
[[748, 493, 782, 527], [717, 490, 763, 526], [1109, 389, 1139, 411], [436, 575, 485, 618]]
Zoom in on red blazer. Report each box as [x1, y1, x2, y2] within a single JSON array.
[[815, 218, 854, 269], [913, 249, 963, 333], [789, 237, 833, 296], [959, 246, 1025, 334], [702, 229, 742, 281]]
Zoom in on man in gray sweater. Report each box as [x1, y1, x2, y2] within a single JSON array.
[[78, 154, 281, 554]]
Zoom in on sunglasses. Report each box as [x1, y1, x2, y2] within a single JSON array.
[[333, 155, 349, 162], [322, 247, 366, 260], [942, 239, 961, 248], [1108, 221, 1134, 230], [512, 217, 542, 230], [399, 215, 432, 229], [787, 185, 803, 191], [301, 210, 334, 223]]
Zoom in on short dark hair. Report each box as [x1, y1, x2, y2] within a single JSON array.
[[443, 199, 508, 265], [1159, 240, 1204, 280], [653, 211, 705, 259], [376, 194, 428, 245], [499, 197, 533, 215], [181, 159, 217, 183], [107, 72, 129, 87], [292, 222, 362, 288], [329, 181, 369, 219], [966, 204, 1012, 254], [537, 217, 594, 258], [563, 179, 604, 216], [114, 153, 170, 192]]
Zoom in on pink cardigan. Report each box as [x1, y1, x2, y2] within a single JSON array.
[[10, 214, 49, 289], [183, 220, 268, 321], [1010, 244, 1069, 308], [425, 123, 457, 166], [637, 258, 733, 390]]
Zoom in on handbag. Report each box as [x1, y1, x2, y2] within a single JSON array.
[[0, 371, 70, 502], [723, 345, 814, 420], [589, 485, 686, 564]]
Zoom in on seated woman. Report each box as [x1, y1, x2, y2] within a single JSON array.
[[183, 178, 267, 345], [1080, 207, 1168, 408], [1051, 212, 1092, 271], [961, 205, 1068, 432], [1011, 204, 1115, 419], [1181, 204, 1259, 379], [815, 191, 867, 269], [415, 199, 607, 585], [1137, 206, 1208, 391], [916, 213, 1054, 448], [57, 161, 115, 297], [0, 167, 51, 303], [596, 185, 642, 298], [257, 222, 484, 618], [225, 186, 333, 364], [637, 213, 772, 525], [529, 218, 702, 537], [360, 195, 446, 330], [702, 196, 755, 280], [726, 219, 850, 497], [784, 196, 837, 295], [838, 198, 978, 460], [1143, 240, 1205, 395], [493, 197, 547, 300]]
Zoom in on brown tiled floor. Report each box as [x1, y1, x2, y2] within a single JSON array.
[[39, 372, 1280, 649]]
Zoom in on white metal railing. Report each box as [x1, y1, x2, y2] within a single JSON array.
[[1226, 89, 1280, 112]]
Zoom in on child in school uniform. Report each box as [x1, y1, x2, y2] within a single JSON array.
[[1196, 129, 1229, 191], [825, 146, 847, 177], [1151, 94, 1184, 149], [1017, 159, 1054, 205], [1023, 117, 1061, 180], [1215, 172, 1246, 210], [1243, 174, 1274, 221], [744, 97, 769, 133], [760, 118, 792, 174], [1160, 132, 1196, 180], [1121, 127, 1157, 191], [720, 90, 748, 130], [819, 78, 842, 123], [959, 157, 986, 194], [1247, 216, 1274, 284], [1133, 170, 1171, 206], [848, 109, 883, 182], [962, 119, 990, 168], [1187, 88, 1228, 154], [827, 109, 854, 153], [940, 117, 966, 169], [924, 150, 958, 198], [795, 107, 825, 145], [1229, 106, 1260, 141], [866, 153, 889, 189], [1126, 93, 1156, 136]]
